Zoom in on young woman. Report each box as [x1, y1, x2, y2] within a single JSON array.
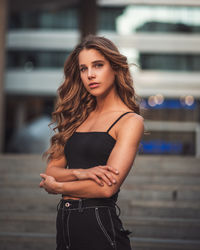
[[40, 35, 144, 250]]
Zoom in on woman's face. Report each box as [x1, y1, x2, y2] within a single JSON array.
[[78, 49, 116, 97]]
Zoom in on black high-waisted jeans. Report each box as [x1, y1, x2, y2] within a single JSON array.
[[56, 198, 132, 250]]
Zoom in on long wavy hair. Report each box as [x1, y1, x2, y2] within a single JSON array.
[[43, 34, 141, 162]]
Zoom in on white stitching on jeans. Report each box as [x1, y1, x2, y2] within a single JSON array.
[[108, 208, 117, 250], [95, 207, 115, 248], [66, 210, 71, 249], [62, 209, 71, 249]]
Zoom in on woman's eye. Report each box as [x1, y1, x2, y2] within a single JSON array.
[[95, 63, 103, 68], [80, 67, 86, 72]]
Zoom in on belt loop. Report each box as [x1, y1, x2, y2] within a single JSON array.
[[78, 199, 84, 213]]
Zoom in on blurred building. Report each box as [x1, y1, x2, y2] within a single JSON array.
[[0, 0, 200, 156]]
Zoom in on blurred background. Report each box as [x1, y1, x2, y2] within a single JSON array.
[[0, 0, 200, 156], [0, 0, 200, 250]]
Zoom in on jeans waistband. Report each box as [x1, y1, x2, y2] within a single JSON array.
[[57, 198, 117, 212]]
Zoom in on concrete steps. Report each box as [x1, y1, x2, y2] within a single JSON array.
[[0, 232, 56, 250], [118, 199, 200, 220], [1, 212, 199, 240], [0, 213, 56, 234], [0, 233, 200, 250], [0, 154, 200, 250], [119, 185, 200, 201], [130, 237, 200, 250], [123, 216, 200, 240]]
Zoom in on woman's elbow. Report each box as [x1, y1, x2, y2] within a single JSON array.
[[45, 166, 57, 177], [102, 186, 118, 198], [45, 167, 52, 175]]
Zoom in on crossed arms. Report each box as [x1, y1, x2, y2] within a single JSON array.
[[40, 114, 144, 199]]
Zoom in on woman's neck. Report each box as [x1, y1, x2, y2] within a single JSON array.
[[95, 87, 124, 114]]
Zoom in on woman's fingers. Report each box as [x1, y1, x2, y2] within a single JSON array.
[[100, 174, 113, 186], [73, 166, 119, 185], [89, 173, 104, 186], [98, 165, 119, 175], [40, 173, 47, 179], [94, 166, 118, 184], [104, 171, 117, 184], [107, 165, 119, 175], [91, 170, 114, 186], [39, 180, 44, 188]]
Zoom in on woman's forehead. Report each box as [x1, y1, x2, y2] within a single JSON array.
[[78, 49, 106, 65]]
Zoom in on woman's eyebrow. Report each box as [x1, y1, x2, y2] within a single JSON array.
[[92, 60, 104, 64], [79, 60, 104, 67]]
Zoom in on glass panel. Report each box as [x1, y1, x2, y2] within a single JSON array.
[[97, 7, 125, 31], [141, 98, 199, 122], [9, 8, 78, 30], [139, 54, 200, 71], [140, 131, 195, 155], [116, 6, 200, 34], [7, 51, 70, 69]]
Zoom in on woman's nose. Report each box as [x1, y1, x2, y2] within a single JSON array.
[[87, 68, 95, 79]]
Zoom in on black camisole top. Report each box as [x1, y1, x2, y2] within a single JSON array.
[[64, 111, 134, 202]]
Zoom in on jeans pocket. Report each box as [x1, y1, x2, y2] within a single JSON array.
[[95, 207, 116, 248]]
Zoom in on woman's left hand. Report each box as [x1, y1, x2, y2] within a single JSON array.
[[40, 173, 58, 194]]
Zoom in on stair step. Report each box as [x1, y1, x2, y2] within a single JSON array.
[[117, 200, 200, 218], [130, 237, 200, 250], [0, 189, 59, 213], [0, 232, 200, 250], [119, 187, 200, 201], [2, 174, 200, 188], [0, 232, 56, 250], [124, 175, 200, 185], [133, 156, 200, 172], [1, 184, 200, 202], [0, 212, 199, 240], [0, 213, 56, 234], [122, 217, 200, 240], [0, 155, 199, 175], [2, 175, 200, 189]]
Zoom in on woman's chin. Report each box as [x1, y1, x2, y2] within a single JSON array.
[[88, 87, 114, 98], [88, 89, 104, 97]]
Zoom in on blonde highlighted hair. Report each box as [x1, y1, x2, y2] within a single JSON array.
[[43, 35, 141, 162]]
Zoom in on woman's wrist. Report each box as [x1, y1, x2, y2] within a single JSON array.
[[55, 181, 64, 193], [72, 169, 82, 180]]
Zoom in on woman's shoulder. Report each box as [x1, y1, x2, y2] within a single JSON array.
[[119, 110, 144, 123], [116, 111, 144, 137]]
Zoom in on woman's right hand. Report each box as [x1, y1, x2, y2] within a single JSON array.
[[73, 165, 119, 186]]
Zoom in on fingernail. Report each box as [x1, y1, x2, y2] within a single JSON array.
[[113, 180, 116, 183], [109, 183, 112, 186], [116, 170, 119, 174]]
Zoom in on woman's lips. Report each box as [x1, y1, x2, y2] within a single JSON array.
[[89, 82, 100, 89]]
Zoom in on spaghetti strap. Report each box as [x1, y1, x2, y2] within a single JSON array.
[[107, 111, 135, 133]]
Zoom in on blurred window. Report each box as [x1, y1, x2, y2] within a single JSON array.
[[116, 5, 200, 34], [9, 8, 78, 30], [98, 7, 125, 31], [139, 54, 200, 72], [7, 51, 70, 69], [142, 98, 199, 121], [140, 131, 195, 155]]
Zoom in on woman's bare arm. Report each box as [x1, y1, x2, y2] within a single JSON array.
[[44, 151, 119, 185], [41, 114, 144, 198], [45, 156, 78, 182]]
